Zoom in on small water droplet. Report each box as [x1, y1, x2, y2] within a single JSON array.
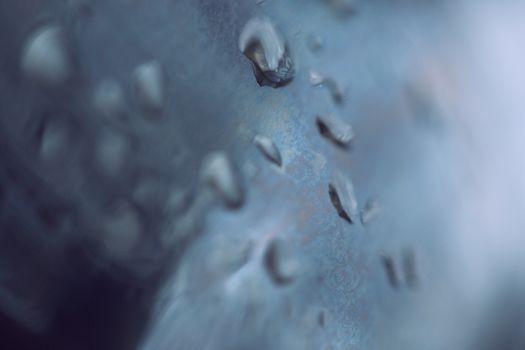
[[201, 151, 244, 208], [95, 128, 130, 176], [381, 254, 399, 289], [253, 135, 282, 167], [323, 0, 356, 18], [93, 79, 126, 120], [239, 17, 295, 88], [134, 60, 164, 115], [316, 114, 354, 149], [165, 188, 193, 215], [21, 25, 71, 86], [308, 69, 325, 86], [309, 71, 344, 104], [102, 202, 142, 261], [360, 198, 382, 225], [306, 34, 324, 53], [402, 247, 418, 289], [39, 119, 70, 162], [208, 238, 252, 276], [318, 308, 328, 327], [328, 170, 358, 223], [323, 78, 344, 104], [263, 238, 298, 286]]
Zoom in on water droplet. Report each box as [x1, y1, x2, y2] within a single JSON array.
[[102, 202, 141, 261], [328, 170, 358, 223], [21, 25, 71, 86], [318, 308, 328, 327], [402, 248, 418, 289], [306, 34, 324, 53], [208, 238, 252, 276], [316, 114, 354, 149], [263, 238, 298, 286], [309, 71, 344, 104], [323, 0, 356, 18], [360, 198, 382, 225], [39, 119, 70, 162], [308, 69, 325, 86], [95, 128, 130, 176], [134, 60, 164, 115], [253, 135, 282, 167], [239, 17, 295, 88], [93, 79, 126, 120], [381, 254, 399, 289], [201, 151, 244, 208], [165, 188, 193, 215], [323, 78, 344, 104]]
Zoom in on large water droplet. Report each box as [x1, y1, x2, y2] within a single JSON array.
[[360, 198, 382, 225], [201, 151, 244, 208], [134, 61, 164, 115], [316, 114, 354, 149], [93, 79, 126, 120], [263, 238, 298, 286], [253, 135, 282, 167], [239, 17, 295, 88], [21, 25, 71, 86], [328, 171, 358, 223]]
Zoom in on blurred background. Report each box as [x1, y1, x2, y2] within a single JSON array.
[[1, 0, 525, 349]]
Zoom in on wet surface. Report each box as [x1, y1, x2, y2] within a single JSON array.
[[1, 0, 524, 350]]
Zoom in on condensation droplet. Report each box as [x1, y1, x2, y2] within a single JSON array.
[[323, 78, 344, 104], [263, 238, 298, 286], [328, 170, 358, 223], [308, 69, 325, 86], [239, 17, 295, 88], [93, 79, 126, 120], [201, 151, 244, 208], [318, 308, 328, 327], [316, 114, 354, 149], [402, 247, 418, 289], [134, 60, 164, 115], [306, 34, 324, 53], [165, 188, 193, 215], [39, 120, 70, 162], [360, 198, 382, 225], [102, 202, 142, 261], [253, 135, 282, 167], [95, 128, 130, 176], [381, 254, 399, 289], [21, 25, 71, 86], [323, 0, 356, 18]]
